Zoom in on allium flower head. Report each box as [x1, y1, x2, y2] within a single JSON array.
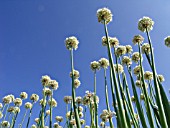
[[9, 94, 15, 102], [110, 37, 119, 47], [131, 96, 136, 102], [39, 99, 46, 106], [80, 119, 85, 125], [30, 94, 39, 102], [122, 56, 132, 66], [97, 7, 112, 24], [3, 95, 12, 104], [14, 107, 20, 113], [132, 35, 144, 45], [133, 65, 141, 75], [70, 69, 80, 79], [76, 96, 82, 104], [69, 119, 76, 125], [20, 92, 28, 100], [164, 36, 170, 47], [115, 45, 126, 57], [34, 118, 40, 124], [7, 106, 15, 113], [41, 75, 51, 86], [132, 52, 142, 63], [100, 109, 116, 122], [74, 79, 81, 88], [1, 121, 10, 127], [25, 102, 32, 109], [31, 124, 37, 128], [49, 80, 59, 90], [125, 45, 133, 54], [79, 112, 84, 118], [90, 61, 100, 71], [43, 88, 52, 96], [65, 36, 79, 50], [114, 64, 124, 73], [63, 96, 72, 104], [135, 80, 141, 87], [14, 98, 22, 107], [157, 74, 165, 82], [140, 93, 145, 100], [48, 98, 57, 107], [138, 16, 154, 32], [141, 43, 150, 54], [53, 122, 59, 128], [99, 58, 109, 69], [46, 110, 50, 115], [144, 71, 153, 80], [78, 106, 83, 112]]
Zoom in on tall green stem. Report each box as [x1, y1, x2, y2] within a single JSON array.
[[70, 49, 81, 128], [26, 102, 34, 128], [19, 109, 28, 128], [103, 20, 127, 128], [49, 90, 53, 128], [146, 29, 168, 127]]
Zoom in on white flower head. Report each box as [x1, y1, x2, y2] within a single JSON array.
[[48, 98, 57, 107], [132, 35, 144, 45], [30, 94, 39, 103], [63, 96, 72, 104], [164, 36, 170, 48], [132, 52, 142, 63], [49, 80, 59, 90], [20, 92, 28, 100], [25, 102, 32, 109], [41, 75, 51, 86], [1, 121, 10, 127], [0, 111, 3, 119], [76, 96, 82, 104], [90, 61, 101, 71], [115, 45, 126, 57], [114, 64, 124, 73], [99, 58, 109, 69], [14, 98, 22, 107], [133, 65, 141, 75], [138, 16, 154, 32], [97, 7, 113, 24], [70, 69, 80, 79], [43, 88, 52, 96], [141, 43, 150, 54], [74, 79, 81, 88], [125, 45, 133, 54], [144, 71, 153, 80], [65, 36, 79, 50], [157, 74, 165, 82], [122, 56, 132, 66]]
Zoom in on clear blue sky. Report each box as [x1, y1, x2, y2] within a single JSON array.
[[0, 0, 170, 127]]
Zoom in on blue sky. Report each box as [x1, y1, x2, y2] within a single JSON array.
[[0, 0, 170, 127]]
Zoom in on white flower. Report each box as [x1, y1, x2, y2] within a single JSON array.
[[115, 45, 126, 56], [25, 102, 32, 109], [63, 96, 72, 104], [46, 110, 50, 115], [90, 61, 101, 71], [132, 52, 142, 63], [0, 111, 3, 119], [132, 35, 144, 45], [70, 70, 80, 79], [30, 94, 39, 102], [14, 98, 22, 107], [141, 43, 150, 54], [20, 92, 28, 100], [122, 56, 132, 66], [74, 79, 81, 88], [65, 36, 79, 50], [14, 107, 20, 113], [1, 121, 10, 127], [133, 65, 141, 75], [49, 80, 59, 90], [114, 64, 124, 73], [0, 103, 3, 108], [34, 118, 40, 124], [99, 58, 109, 69], [138, 16, 154, 32], [43, 88, 52, 96], [76, 96, 82, 104], [157, 74, 165, 82], [144, 71, 153, 80], [48, 98, 57, 107], [164, 36, 170, 47], [41, 75, 51, 86], [31, 124, 37, 128], [97, 7, 112, 24], [125, 45, 133, 54]]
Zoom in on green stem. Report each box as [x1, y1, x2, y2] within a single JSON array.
[[94, 70, 98, 128], [3, 104, 9, 121], [146, 28, 168, 127], [104, 69, 114, 128], [70, 49, 81, 128], [138, 43, 155, 128], [41, 87, 46, 128], [104, 20, 127, 128], [49, 90, 53, 128], [26, 102, 34, 128], [19, 109, 28, 128]]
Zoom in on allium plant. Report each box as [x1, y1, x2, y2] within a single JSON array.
[[0, 7, 170, 128]]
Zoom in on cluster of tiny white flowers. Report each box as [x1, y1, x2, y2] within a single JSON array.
[[141, 43, 150, 54], [138, 16, 154, 32], [132, 35, 144, 45], [164, 36, 170, 48], [65, 36, 79, 50]]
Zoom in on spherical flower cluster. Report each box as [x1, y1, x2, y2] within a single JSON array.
[[41, 75, 51, 86], [78, 106, 83, 112], [76, 96, 82, 104], [138, 16, 154, 32], [14, 98, 22, 107], [80, 119, 85, 125], [74, 79, 81, 88], [48, 98, 57, 107], [90, 61, 101, 71], [70, 69, 80, 79], [20, 92, 28, 100], [141, 43, 150, 54], [157, 74, 165, 82], [100, 122, 105, 127], [31, 124, 37, 128], [49, 80, 59, 90], [25, 102, 32, 109], [122, 56, 132, 66], [43, 88, 52, 96], [79, 112, 84, 118], [1, 121, 10, 127], [110, 37, 119, 47], [132, 52, 142, 63], [30, 94, 39, 103], [131, 96, 136, 103], [69, 119, 76, 125], [164, 36, 170, 47], [133, 65, 141, 75], [34, 118, 40, 124], [125, 45, 133, 54], [115, 45, 126, 57], [99, 58, 109, 69], [132, 35, 144, 45], [135, 80, 141, 87], [14, 106, 20, 113], [39, 99, 46, 106], [63, 96, 72, 104], [53, 122, 59, 128], [100, 109, 116, 122], [46, 110, 50, 115], [114, 64, 124, 73], [140, 93, 145, 100], [65, 36, 79, 50], [3, 95, 13, 104], [97, 7, 112, 24], [7, 106, 15, 113], [83, 91, 99, 105], [144, 71, 153, 80]]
